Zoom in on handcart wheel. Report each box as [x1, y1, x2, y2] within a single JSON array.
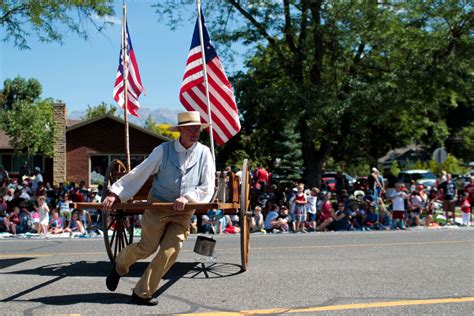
[[240, 159, 251, 271], [101, 159, 134, 262]]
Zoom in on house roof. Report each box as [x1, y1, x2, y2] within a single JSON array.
[[66, 114, 171, 142], [0, 115, 171, 150], [378, 144, 430, 165]]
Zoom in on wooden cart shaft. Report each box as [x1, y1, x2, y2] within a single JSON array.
[[72, 202, 243, 215]]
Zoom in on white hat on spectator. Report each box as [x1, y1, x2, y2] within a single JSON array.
[[371, 167, 379, 173], [34, 167, 41, 173]]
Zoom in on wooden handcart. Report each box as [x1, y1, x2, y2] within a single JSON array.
[[72, 159, 252, 271]]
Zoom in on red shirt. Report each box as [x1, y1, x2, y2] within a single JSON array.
[[256, 168, 269, 184], [9, 213, 20, 225], [320, 201, 332, 222], [464, 183, 474, 203], [461, 199, 471, 214]]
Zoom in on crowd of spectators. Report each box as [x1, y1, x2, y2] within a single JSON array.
[[1, 163, 473, 238], [196, 166, 474, 235], [0, 164, 102, 237]]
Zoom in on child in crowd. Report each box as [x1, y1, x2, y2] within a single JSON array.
[[364, 204, 379, 230], [251, 206, 265, 233], [461, 193, 471, 227], [390, 183, 408, 230], [291, 183, 307, 233], [65, 211, 86, 235], [49, 209, 64, 234], [36, 196, 50, 237], [8, 207, 21, 234], [56, 192, 72, 226], [306, 187, 319, 231]]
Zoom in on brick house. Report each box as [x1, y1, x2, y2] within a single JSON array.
[[0, 104, 170, 186]]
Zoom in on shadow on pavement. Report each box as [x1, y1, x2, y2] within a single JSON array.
[[4, 260, 244, 279], [2, 261, 244, 303], [0, 257, 35, 269], [28, 292, 133, 305]]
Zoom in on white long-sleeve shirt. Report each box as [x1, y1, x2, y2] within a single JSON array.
[[110, 140, 215, 203]]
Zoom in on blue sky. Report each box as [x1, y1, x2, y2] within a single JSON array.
[[1, 2, 244, 117]]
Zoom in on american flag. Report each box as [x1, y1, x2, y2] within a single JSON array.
[[113, 19, 145, 117], [179, 11, 240, 145]]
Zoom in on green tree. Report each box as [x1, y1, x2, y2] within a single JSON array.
[[0, 98, 55, 157], [0, 77, 42, 110], [144, 115, 179, 139], [1, 0, 114, 49], [83, 102, 117, 120], [459, 123, 474, 162], [156, 1, 473, 186]]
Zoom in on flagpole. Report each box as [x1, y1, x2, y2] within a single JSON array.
[[122, 0, 131, 172], [196, 0, 215, 163]]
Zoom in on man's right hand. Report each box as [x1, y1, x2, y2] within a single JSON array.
[[102, 193, 120, 211]]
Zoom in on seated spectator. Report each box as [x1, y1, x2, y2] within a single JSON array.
[[200, 213, 214, 234], [76, 208, 92, 231], [31, 209, 40, 233], [65, 210, 86, 235], [329, 201, 353, 231], [69, 186, 85, 203], [267, 205, 289, 233], [0, 197, 10, 232], [202, 209, 227, 234], [18, 202, 32, 233], [424, 188, 441, 226], [189, 215, 198, 234], [316, 191, 334, 231], [364, 204, 379, 230], [4, 188, 14, 202], [19, 186, 31, 200], [264, 205, 280, 232], [251, 206, 265, 233], [9, 207, 21, 234], [49, 209, 64, 234], [223, 214, 240, 234], [78, 180, 89, 197], [56, 192, 72, 225], [379, 208, 393, 230], [407, 190, 423, 227]]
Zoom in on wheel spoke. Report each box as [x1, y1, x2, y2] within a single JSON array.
[[107, 215, 117, 232]]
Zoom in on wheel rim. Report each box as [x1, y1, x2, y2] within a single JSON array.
[[101, 159, 134, 262], [240, 159, 250, 270]]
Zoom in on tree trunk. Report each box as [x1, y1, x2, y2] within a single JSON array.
[[298, 117, 331, 187]]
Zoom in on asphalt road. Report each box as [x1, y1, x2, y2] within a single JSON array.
[[1, 228, 474, 315]]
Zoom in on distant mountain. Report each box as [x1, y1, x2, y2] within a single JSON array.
[[68, 106, 180, 127]]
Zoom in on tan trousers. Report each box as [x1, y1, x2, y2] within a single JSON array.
[[115, 193, 193, 299]]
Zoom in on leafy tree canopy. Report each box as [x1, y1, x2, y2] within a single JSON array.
[[1, 0, 114, 49], [0, 77, 55, 157], [0, 76, 42, 110], [83, 101, 117, 120], [144, 115, 179, 140], [156, 0, 473, 186]]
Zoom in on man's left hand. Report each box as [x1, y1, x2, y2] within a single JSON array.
[[174, 196, 189, 211]]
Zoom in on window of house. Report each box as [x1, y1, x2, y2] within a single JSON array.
[[90, 155, 147, 185]]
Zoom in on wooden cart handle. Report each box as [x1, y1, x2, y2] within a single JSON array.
[[72, 202, 241, 211]]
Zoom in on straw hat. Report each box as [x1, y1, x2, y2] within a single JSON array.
[[168, 111, 209, 132]]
